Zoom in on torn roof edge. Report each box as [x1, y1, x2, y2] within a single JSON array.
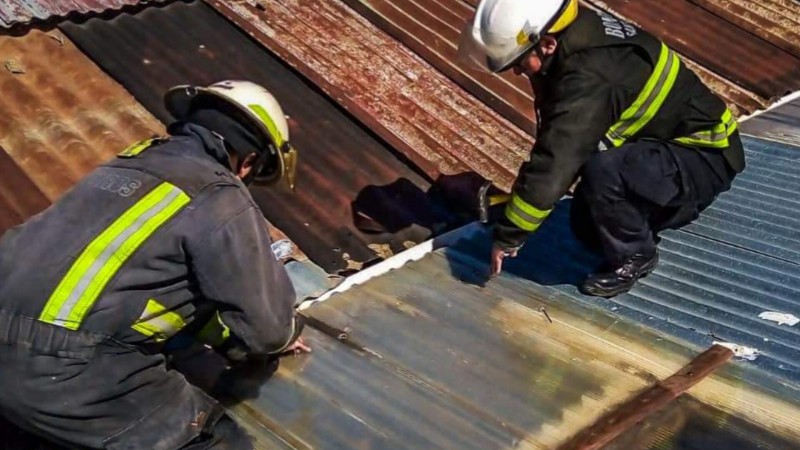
[[298, 221, 485, 310], [739, 89, 800, 123]]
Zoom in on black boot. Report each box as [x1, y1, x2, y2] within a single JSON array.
[[580, 250, 659, 298]]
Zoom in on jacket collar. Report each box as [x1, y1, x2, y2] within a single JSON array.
[[167, 122, 233, 170]]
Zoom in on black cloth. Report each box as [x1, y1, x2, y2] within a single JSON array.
[[570, 138, 736, 266], [494, 6, 744, 252], [177, 106, 264, 170]]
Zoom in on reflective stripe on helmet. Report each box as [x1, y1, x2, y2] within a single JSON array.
[[605, 43, 680, 148], [39, 182, 190, 330], [248, 103, 285, 148], [505, 193, 553, 232]]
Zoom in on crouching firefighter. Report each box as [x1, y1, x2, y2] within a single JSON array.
[[459, 0, 744, 296], [0, 80, 309, 449]]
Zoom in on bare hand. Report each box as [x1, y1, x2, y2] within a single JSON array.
[[491, 245, 518, 278], [283, 337, 312, 356]]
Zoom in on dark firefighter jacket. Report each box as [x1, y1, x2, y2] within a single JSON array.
[[0, 123, 299, 360], [494, 7, 745, 249]]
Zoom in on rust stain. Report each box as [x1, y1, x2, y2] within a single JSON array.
[[0, 0, 169, 29], [587, 0, 800, 100], [339, 0, 537, 134], [0, 30, 163, 201], [687, 0, 800, 60], [208, 0, 533, 192]]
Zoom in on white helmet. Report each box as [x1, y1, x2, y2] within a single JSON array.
[[458, 0, 579, 73], [165, 80, 298, 190]]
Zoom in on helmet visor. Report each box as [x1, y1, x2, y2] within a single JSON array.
[[457, 21, 536, 73]]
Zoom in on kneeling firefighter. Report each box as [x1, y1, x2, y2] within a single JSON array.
[[0, 80, 308, 449], [459, 0, 744, 296]]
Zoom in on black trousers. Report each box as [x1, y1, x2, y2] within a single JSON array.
[[0, 312, 253, 450], [570, 140, 736, 267]]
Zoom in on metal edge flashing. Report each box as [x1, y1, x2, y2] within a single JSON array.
[[738, 89, 800, 123], [298, 221, 484, 310]]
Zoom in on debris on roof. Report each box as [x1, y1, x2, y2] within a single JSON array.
[[0, 0, 167, 28], [60, 0, 460, 273], [204, 0, 533, 191]]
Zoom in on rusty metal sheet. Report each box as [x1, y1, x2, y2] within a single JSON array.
[[0, 0, 168, 28], [217, 245, 800, 448], [687, 0, 800, 61], [0, 146, 49, 235], [588, 0, 800, 100], [0, 29, 163, 199], [60, 0, 460, 273], [204, 0, 533, 192], [339, 0, 537, 134]]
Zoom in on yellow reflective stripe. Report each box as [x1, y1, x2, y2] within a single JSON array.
[[505, 194, 552, 232], [40, 183, 190, 330], [248, 104, 284, 147], [606, 44, 680, 147], [118, 138, 156, 158], [131, 298, 186, 341], [196, 311, 231, 348], [674, 109, 738, 148]]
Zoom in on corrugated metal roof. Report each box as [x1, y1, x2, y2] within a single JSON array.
[[605, 395, 799, 450], [0, 146, 49, 235], [587, 0, 800, 100], [339, 0, 536, 134], [686, 0, 800, 60], [0, 0, 168, 28], [216, 246, 800, 449], [448, 134, 800, 387], [741, 95, 800, 147], [60, 0, 459, 273], [204, 0, 533, 191], [0, 28, 163, 204]]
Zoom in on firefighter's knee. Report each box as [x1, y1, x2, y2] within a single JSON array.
[[581, 151, 625, 203]]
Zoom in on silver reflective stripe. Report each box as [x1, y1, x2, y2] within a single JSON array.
[[508, 202, 546, 227], [50, 188, 184, 327], [608, 48, 678, 144]]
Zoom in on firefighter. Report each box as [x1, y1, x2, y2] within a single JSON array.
[[0, 80, 310, 450], [459, 0, 744, 297]]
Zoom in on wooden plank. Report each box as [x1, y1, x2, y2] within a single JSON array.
[[558, 345, 735, 450]]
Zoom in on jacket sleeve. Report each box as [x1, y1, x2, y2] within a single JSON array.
[[189, 204, 299, 360], [494, 65, 616, 250]]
